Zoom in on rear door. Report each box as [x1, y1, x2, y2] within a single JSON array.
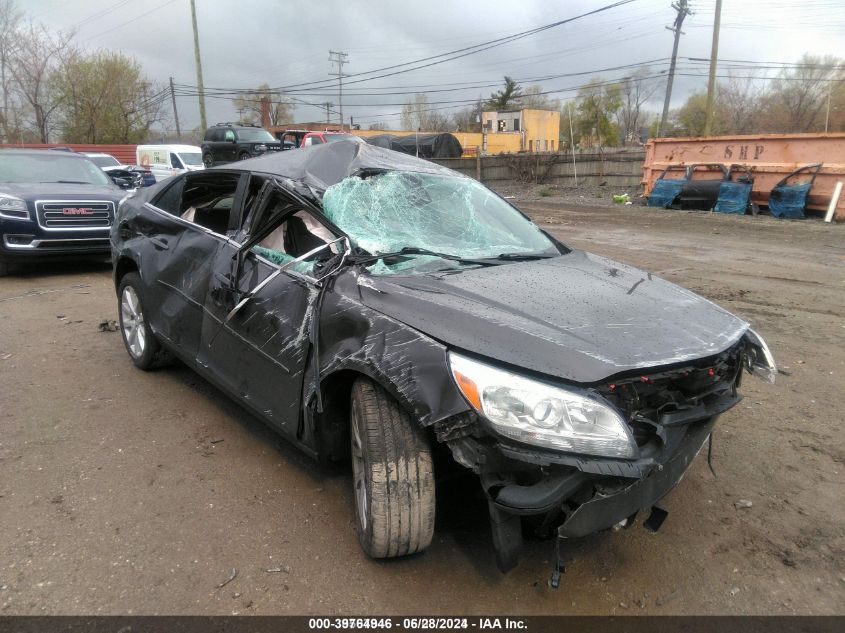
[[199, 178, 343, 436]]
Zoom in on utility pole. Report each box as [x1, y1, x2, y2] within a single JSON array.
[[658, 0, 691, 137], [824, 64, 838, 132], [169, 77, 181, 139], [703, 0, 722, 136], [189, 0, 207, 131], [328, 50, 348, 131], [322, 101, 333, 125]]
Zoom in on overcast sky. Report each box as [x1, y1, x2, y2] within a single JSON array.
[[25, 0, 845, 132]]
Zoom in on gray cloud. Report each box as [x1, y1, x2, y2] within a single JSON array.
[[28, 0, 845, 131]]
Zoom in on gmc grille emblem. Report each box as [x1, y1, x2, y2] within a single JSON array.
[[62, 208, 95, 215]]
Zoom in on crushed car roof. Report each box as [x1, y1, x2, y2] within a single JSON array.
[[210, 140, 463, 193]]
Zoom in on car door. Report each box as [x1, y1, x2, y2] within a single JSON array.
[[139, 170, 246, 359], [223, 129, 237, 162], [198, 178, 344, 437]]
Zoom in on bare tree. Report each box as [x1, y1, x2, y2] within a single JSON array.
[[516, 85, 560, 111], [762, 55, 844, 132], [715, 72, 767, 135], [400, 93, 451, 132], [9, 20, 74, 142], [574, 78, 622, 148], [616, 68, 660, 145], [0, 0, 22, 141], [451, 105, 480, 132], [231, 83, 294, 127]]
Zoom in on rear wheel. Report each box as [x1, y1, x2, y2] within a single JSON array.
[[117, 272, 171, 370], [350, 378, 435, 558], [0, 259, 9, 277]]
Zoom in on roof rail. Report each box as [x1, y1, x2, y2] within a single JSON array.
[[213, 122, 261, 127]]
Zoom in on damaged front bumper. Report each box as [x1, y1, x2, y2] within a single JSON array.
[[444, 414, 720, 573], [435, 343, 747, 576]]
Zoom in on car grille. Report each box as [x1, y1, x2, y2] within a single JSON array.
[[595, 342, 744, 447], [36, 201, 114, 230]]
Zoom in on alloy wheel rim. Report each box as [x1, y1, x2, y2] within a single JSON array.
[[121, 286, 146, 359], [350, 406, 367, 531]]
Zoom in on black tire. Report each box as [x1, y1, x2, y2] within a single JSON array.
[[350, 378, 435, 558], [238, 152, 251, 161], [203, 153, 214, 168], [117, 272, 172, 370], [0, 259, 9, 277]]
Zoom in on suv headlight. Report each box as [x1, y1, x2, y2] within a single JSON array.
[[449, 353, 637, 458], [0, 194, 29, 220], [255, 144, 268, 152]]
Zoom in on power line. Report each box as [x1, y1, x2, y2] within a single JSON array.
[[250, 0, 640, 94], [72, 0, 132, 29], [80, 0, 177, 43]]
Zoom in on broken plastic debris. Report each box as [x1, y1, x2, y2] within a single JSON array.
[[98, 319, 118, 332], [734, 499, 753, 509], [264, 565, 290, 573], [216, 568, 237, 588]]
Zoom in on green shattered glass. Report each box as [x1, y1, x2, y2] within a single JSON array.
[[321, 171, 553, 275]]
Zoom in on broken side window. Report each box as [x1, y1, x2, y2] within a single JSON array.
[[245, 185, 339, 275], [177, 173, 241, 235], [321, 171, 558, 275]]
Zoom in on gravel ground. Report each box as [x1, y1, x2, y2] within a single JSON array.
[[0, 203, 842, 615]]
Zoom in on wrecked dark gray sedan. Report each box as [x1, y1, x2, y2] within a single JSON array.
[[110, 142, 776, 582]]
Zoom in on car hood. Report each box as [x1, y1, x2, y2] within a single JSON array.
[[0, 182, 124, 201], [355, 250, 749, 384]]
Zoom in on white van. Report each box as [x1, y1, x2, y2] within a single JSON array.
[[136, 145, 204, 182]]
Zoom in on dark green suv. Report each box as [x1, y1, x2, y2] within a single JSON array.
[[201, 123, 283, 166]]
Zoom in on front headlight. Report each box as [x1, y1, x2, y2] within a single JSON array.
[[449, 352, 637, 459], [744, 329, 776, 384], [0, 194, 29, 220], [255, 144, 267, 152]]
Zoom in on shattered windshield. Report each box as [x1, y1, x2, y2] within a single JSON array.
[[321, 171, 558, 275]]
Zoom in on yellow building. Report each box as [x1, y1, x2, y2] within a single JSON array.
[[277, 108, 560, 156], [481, 108, 560, 153]]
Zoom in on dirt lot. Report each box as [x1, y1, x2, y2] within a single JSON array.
[[0, 204, 843, 615]]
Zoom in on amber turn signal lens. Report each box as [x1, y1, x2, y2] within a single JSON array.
[[452, 369, 482, 410]]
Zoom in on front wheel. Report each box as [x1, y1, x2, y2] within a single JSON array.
[[117, 273, 171, 370], [350, 378, 435, 559], [238, 152, 251, 161], [203, 153, 214, 168]]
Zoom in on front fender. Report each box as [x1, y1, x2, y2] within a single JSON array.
[[303, 269, 470, 427]]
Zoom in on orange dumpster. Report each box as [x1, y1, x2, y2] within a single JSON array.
[[642, 133, 845, 220]]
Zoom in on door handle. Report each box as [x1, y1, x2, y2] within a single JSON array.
[[150, 236, 169, 250], [213, 272, 234, 286]]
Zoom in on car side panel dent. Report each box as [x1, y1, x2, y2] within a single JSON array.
[[300, 269, 470, 453]]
